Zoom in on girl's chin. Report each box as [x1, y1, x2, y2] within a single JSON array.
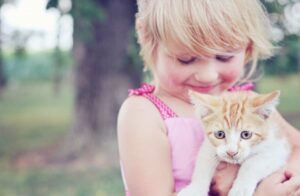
[[189, 87, 225, 95], [187, 83, 231, 95]]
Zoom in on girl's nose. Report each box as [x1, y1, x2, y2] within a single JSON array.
[[194, 65, 218, 84]]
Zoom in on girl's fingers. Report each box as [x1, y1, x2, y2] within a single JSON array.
[[284, 170, 293, 179], [216, 162, 227, 171], [292, 189, 300, 196], [283, 175, 300, 192], [270, 171, 290, 184]]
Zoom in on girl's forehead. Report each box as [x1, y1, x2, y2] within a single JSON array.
[[157, 26, 250, 57]]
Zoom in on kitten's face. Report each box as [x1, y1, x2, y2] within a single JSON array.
[[190, 91, 280, 164]]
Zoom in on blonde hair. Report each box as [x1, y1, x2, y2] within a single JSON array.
[[136, 0, 274, 83]]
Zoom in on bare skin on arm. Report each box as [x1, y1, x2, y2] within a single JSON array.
[[118, 96, 176, 196]]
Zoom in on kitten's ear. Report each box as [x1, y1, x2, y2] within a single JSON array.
[[189, 90, 220, 118], [251, 90, 280, 119]]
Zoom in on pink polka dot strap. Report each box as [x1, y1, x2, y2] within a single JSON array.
[[128, 83, 178, 120], [228, 82, 255, 92]]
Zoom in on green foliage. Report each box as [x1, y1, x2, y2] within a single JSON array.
[[71, 0, 107, 42], [127, 31, 143, 70], [46, 0, 58, 10], [262, 0, 297, 14], [259, 1, 300, 75], [46, 0, 107, 42], [125, 30, 145, 81], [262, 0, 284, 13], [262, 35, 299, 75], [3, 50, 72, 82]]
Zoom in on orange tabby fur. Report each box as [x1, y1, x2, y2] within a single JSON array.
[[192, 91, 284, 148]]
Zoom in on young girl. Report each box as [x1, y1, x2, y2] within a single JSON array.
[[118, 0, 300, 195]]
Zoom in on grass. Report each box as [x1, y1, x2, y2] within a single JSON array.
[[0, 75, 299, 196], [0, 82, 72, 158], [0, 168, 123, 196], [0, 81, 124, 196]]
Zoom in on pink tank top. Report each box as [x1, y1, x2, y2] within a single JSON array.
[[121, 83, 254, 195]]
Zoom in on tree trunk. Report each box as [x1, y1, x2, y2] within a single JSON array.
[[298, 38, 300, 73], [0, 55, 6, 95], [64, 0, 140, 157], [53, 13, 64, 95], [0, 15, 7, 95]]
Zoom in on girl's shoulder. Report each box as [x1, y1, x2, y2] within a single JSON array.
[[119, 95, 159, 119], [117, 95, 167, 136]]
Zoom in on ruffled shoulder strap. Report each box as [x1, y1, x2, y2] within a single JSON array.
[[228, 82, 255, 92], [129, 83, 178, 120]]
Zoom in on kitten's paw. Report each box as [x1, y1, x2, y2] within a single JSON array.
[[228, 186, 255, 196], [178, 185, 208, 196]]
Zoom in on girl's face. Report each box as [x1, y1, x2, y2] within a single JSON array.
[[153, 43, 247, 102]]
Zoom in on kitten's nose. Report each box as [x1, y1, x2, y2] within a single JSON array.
[[226, 151, 238, 157]]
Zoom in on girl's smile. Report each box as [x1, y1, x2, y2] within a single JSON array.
[[188, 83, 220, 94]]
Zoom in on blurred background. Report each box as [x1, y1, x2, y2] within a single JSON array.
[[0, 0, 299, 195]]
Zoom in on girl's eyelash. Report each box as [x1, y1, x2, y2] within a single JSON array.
[[216, 55, 233, 62], [177, 55, 233, 64], [177, 57, 197, 64]]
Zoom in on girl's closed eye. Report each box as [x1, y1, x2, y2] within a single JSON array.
[[177, 56, 197, 65], [215, 55, 234, 62]]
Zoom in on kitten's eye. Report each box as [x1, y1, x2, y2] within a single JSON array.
[[241, 130, 253, 140], [214, 130, 226, 139], [177, 57, 197, 64], [215, 55, 233, 62]]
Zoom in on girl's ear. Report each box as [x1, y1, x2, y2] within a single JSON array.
[[251, 90, 280, 119], [244, 41, 253, 64], [189, 91, 220, 119]]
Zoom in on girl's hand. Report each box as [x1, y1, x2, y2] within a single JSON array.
[[255, 169, 300, 196], [210, 165, 300, 196], [209, 162, 239, 196]]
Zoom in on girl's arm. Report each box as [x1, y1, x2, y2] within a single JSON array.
[[118, 96, 176, 196], [274, 111, 300, 173]]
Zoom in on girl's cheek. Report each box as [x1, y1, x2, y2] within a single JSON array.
[[222, 51, 246, 83], [223, 65, 244, 83]]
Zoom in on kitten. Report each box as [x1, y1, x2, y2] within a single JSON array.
[[178, 91, 290, 196]]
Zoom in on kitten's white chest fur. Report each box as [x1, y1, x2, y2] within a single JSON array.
[[179, 133, 289, 196], [178, 91, 290, 196]]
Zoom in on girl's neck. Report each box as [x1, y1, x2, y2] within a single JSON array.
[[154, 86, 195, 118]]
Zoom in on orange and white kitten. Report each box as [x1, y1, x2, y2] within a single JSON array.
[[178, 91, 290, 196]]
